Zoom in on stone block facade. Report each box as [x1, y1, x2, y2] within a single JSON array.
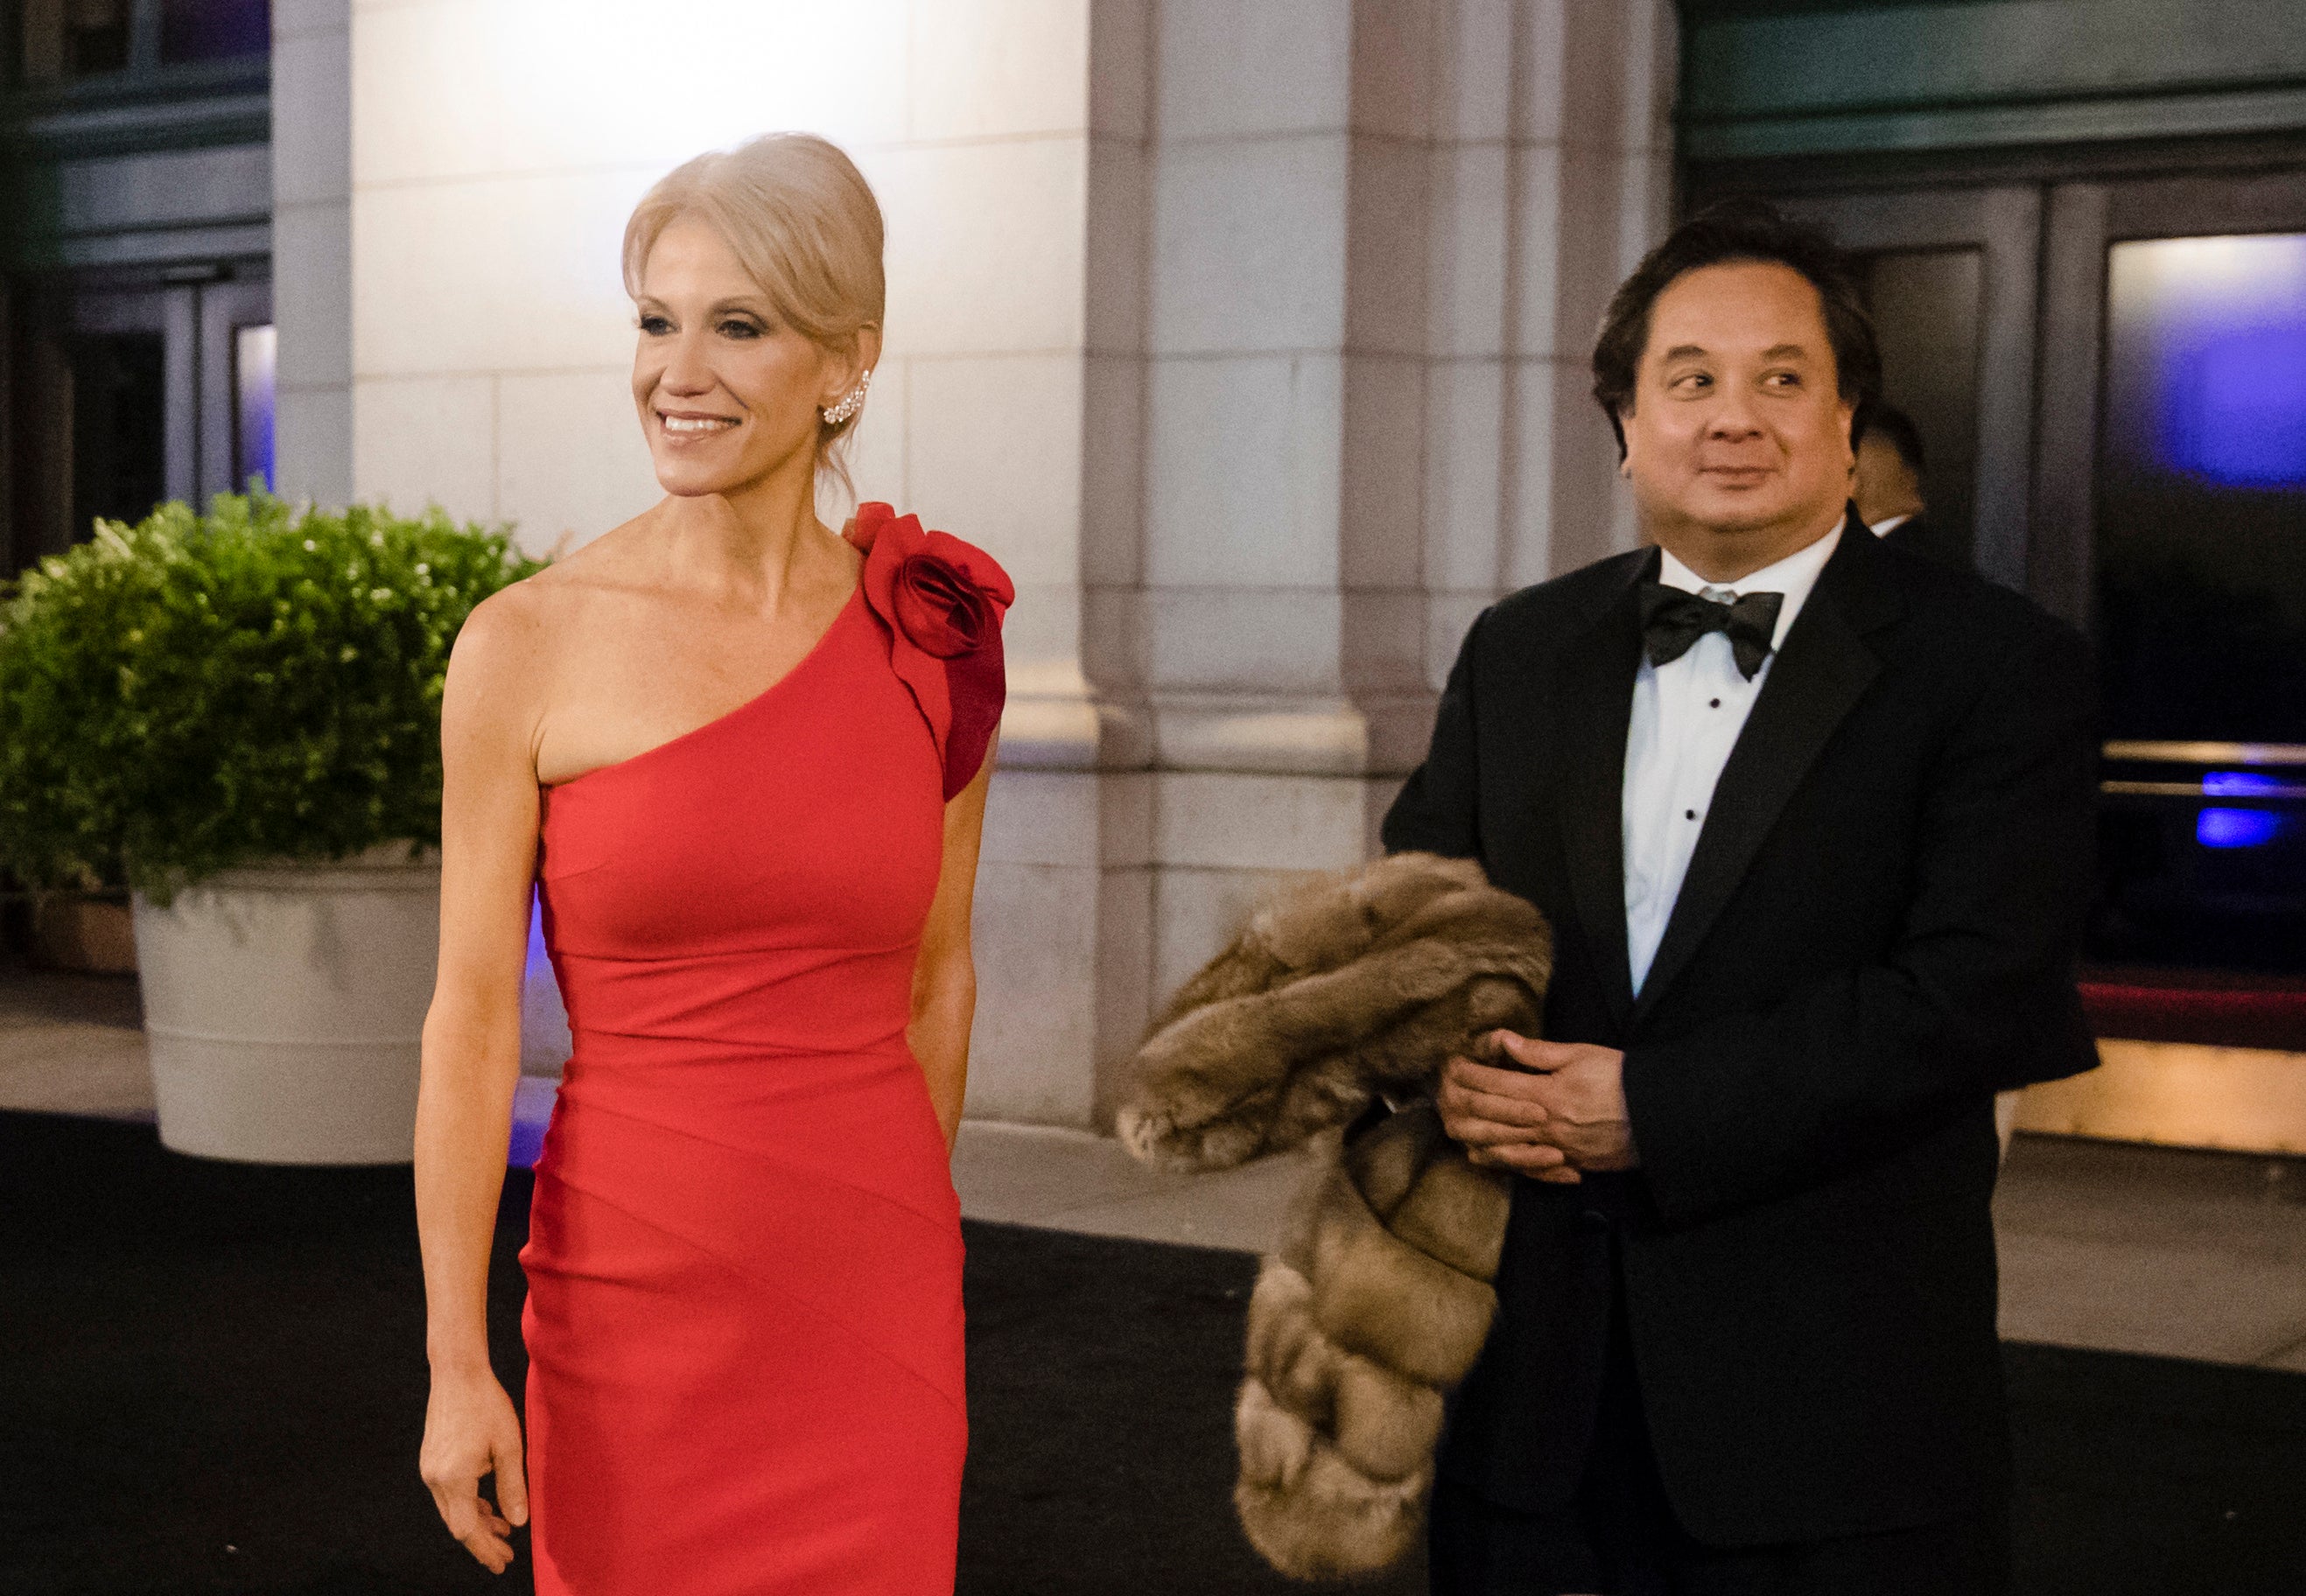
[[274, 0, 1677, 1127]]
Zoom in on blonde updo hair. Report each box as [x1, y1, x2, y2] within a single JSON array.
[[622, 133, 886, 496]]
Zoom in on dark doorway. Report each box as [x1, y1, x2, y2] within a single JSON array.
[[68, 332, 165, 540], [4, 269, 270, 576], [2035, 172, 2306, 972], [1697, 163, 2306, 976], [1766, 184, 2042, 592], [2089, 231, 2306, 969], [1860, 246, 1985, 569]]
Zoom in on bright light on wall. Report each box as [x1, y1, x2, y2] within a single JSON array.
[[235, 323, 276, 492], [2204, 770, 2283, 796], [2108, 233, 2306, 489], [354, 0, 922, 376], [350, 0, 1090, 590], [350, 0, 933, 546], [470, 0, 911, 172], [2121, 234, 2306, 306], [2197, 808, 2284, 849]]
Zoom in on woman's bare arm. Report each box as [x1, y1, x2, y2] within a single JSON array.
[[414, 587, 550, 1572], [908, 735, 996, 1152]]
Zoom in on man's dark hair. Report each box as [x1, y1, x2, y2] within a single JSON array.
[[1860, 402, 1927, 476], [1590, 197, 1882, 458]]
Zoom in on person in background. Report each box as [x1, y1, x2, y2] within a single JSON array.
[[1854, 402, 1932, 551], [1384, 200, 2099, 1595], [1857, 402, 2025, 1145]]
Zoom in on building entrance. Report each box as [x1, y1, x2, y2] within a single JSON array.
[[6, 270, 270, 573], [2043, 170, 2306, 973], [1728, 169, 2306, 976], [1775, 186, 2040, 589]]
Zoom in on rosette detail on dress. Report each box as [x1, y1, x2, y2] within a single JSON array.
[[845, 502, 1016, 801]]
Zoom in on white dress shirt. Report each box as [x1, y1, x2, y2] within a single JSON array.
[[1622, 522, 1844, 995]]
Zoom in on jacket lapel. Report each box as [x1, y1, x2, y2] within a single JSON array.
[[1631, 517, 1904, 1026], [1550, 551, 1653, 1036]]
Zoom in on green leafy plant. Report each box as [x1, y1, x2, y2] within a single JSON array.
[[0, 491, 542, 900]]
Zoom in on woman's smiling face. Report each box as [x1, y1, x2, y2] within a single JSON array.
[[630, 215, 856, 500]]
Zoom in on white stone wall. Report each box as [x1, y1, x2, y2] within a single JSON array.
[[270, 0, 1675, 1128], [338, 0, 1096, 692], [974, 0, 1679, 1126], [1420, 0, 1678, 687], [272, 0, 354, 507]]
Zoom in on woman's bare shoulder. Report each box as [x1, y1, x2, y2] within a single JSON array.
[[444, 510, 671, 736], [455, 513, 658, 672], [437, 592, 542, 756], [522, 507, 662, 592]]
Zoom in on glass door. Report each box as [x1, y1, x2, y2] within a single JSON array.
[[198, 276, 274, 498], [64, 288, 171, 542], [2096, 234, 2306, 746], [2033, 170, 2306, 970], [1710, 169, 2306, 973], [4, 268, 270, 574]]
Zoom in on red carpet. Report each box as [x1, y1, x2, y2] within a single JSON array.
[[2082, 970, 2306, 1051]]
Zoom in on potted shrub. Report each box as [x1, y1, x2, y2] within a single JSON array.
[[0, 492, 539, 1163]]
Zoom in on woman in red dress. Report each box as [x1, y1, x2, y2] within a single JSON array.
[[412, 133, 1010, 1593]]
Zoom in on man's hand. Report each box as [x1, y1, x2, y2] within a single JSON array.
[[1504, 1033, 1637, 1172], [1436, 1046, 1576, 1181], [1435, 1032, 1637, 1184]]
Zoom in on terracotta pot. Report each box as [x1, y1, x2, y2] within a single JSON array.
[[30, 896, 138, 974], [131, 846, 438, 1165]]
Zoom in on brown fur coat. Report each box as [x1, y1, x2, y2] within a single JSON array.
[[1119, 853, 1553, 1579]]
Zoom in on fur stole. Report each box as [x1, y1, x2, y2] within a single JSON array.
[[1119, 852, 1553, 1578]]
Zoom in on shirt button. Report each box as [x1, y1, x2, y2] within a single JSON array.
[[1686, 808, 1698, 821], [1709, 698, 1721, 709]]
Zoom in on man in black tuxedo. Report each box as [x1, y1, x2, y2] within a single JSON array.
[[1854, 403, 1953, 564], [1383, 201, 2098, 1594]]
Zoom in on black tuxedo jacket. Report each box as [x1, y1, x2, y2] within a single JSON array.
[[1381, 516, 2098, 1547], [1877, 510, 1964, 568]]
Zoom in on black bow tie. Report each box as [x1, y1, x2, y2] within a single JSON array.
[[1638, 583, 1784, 680]]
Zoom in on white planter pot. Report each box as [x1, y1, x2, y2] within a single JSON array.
[[131, 847, 440, 1165]]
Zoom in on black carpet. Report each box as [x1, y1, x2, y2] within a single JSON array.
[[3, 1110, 2302, 1595]]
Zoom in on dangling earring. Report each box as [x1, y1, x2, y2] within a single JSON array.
[[822, 369, 872, 426]]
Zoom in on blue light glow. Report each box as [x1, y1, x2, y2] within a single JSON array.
[[2204, 770, 2284, 795], [2197, 807, 2283, 848], [2167, 328, 2306, 487], [235, 324, 276, 493], [2114, 234, 2306, 490], [508, 1104, 550, 1169]]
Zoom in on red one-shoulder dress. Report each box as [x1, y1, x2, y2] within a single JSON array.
[[520, 507, 1012, 1594]]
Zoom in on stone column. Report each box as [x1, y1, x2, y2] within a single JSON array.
[[270, 0, 353, 507], [1424, 0, 1678, 683], [263, 0, 1675, 1133], [973, 0, 1677, 1129], [958, 0, 1158, 1127]]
